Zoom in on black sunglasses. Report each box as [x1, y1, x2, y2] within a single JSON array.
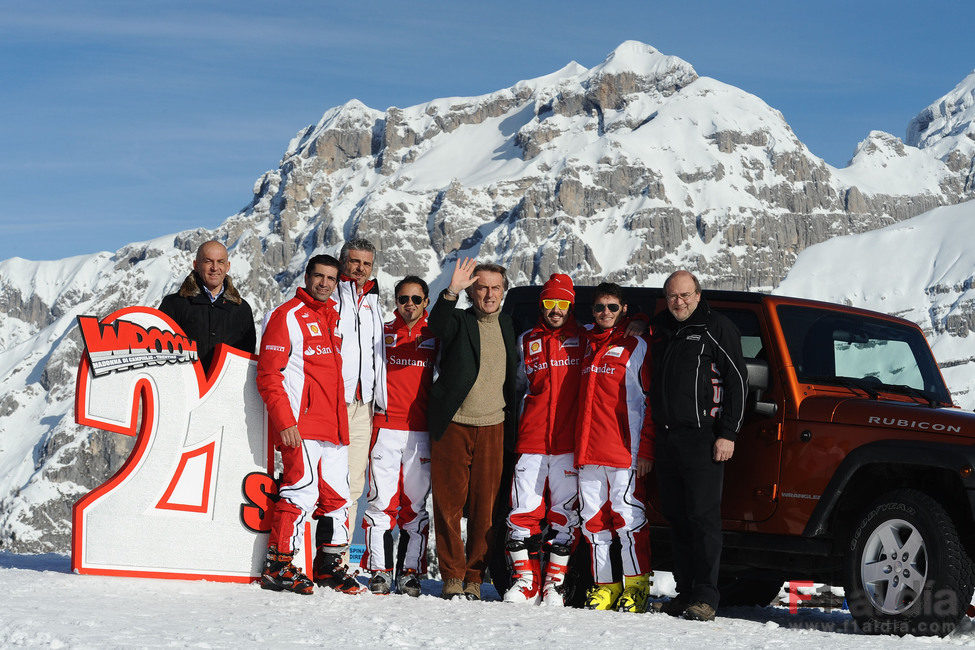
[[397, 295, 425, 305], [592, 303, 621, 313]]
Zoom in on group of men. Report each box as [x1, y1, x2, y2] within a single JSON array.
[[160, 238, 747, 620]]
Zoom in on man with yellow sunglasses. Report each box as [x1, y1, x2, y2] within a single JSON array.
[[503, 273, 584, 606]]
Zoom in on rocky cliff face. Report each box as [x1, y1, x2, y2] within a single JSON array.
[[1, 42, 973, 552]]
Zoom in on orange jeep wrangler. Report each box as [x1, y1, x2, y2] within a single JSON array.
[[503, 286, 975, 636]]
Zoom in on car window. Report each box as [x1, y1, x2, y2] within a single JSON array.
[[776, 304, 950, 403], [720, 308, 764, 359]]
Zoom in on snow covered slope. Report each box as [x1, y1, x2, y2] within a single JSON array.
[[1, 41, 974, 552], [2, 553, 973, 645], [776, 199, 975, 408]]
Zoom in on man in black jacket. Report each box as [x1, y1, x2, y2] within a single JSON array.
[[649, 270, 747, 622], [159, 240, 256, 372], [427, 257, 519, 601]]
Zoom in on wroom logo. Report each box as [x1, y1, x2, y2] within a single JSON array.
[[77, 314, 198, 376]]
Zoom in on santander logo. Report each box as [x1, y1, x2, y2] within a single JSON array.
[[77, 315, 198, 376]]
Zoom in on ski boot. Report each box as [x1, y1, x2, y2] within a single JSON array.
[[539, 543, 571, 607], [584, 582, 623, 610], [259, 546, 313, 595], [396, 568, 422, 597], [502, 539, 541, 604], [368, 570, 392, 595], [616, 573, 653, 613], [313, 545, 366, 594]]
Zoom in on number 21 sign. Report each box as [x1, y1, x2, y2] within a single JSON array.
[[72, 306, 289, 582]]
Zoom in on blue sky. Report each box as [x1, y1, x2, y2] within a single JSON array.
[[0, 1, 971, 262]]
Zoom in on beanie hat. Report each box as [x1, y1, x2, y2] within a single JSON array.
[[540, 273, 575, 304]]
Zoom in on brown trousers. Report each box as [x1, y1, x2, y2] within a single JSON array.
[[430, 421, 504, 583]]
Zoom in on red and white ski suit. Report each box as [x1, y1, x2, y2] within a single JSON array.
[[507, 319, 584, 546], [360, 311, 438, 573], [575, 324, 654, 583], [256, 287, 350, 554]]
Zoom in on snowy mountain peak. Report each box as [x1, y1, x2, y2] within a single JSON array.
[[586, 40, 698, 96], [906, 70, 975, 160], [285, 98, 383, 160], [850, 130, 910, 162]]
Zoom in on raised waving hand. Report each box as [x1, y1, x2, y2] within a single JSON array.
[[447, 257, 478, 296]]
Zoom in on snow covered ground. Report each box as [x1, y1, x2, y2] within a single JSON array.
[[2, 553, 973, 647]]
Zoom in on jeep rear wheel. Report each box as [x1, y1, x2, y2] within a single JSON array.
[[844, 489, 973, 636]]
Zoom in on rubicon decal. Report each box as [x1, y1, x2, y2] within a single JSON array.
[[867, 416, 961, 433], [77, 315, 198, 376]]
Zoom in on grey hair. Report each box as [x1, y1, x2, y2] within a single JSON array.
[[468, 263, 509, 291], [339, 238, 377, 263]]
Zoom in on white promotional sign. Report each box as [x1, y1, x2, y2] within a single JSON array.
[[73, 307, 314, 582]]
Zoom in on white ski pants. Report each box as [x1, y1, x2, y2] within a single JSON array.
[[506, 452, 579, 547], [360, 427, 432, 573]]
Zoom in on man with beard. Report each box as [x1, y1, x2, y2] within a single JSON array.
[[360, 276, 438, 597], [313, 238, 384, 580], [503, 273, 583, 606]]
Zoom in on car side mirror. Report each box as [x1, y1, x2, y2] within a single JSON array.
[[745, 358, 778, 417], [746, 358, 769, 391]]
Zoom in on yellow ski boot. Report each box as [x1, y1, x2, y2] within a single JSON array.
[[616, 573, 653, 613], [584, 581, 623, 610]]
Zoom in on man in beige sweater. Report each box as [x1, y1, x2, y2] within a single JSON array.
[[427, 258, 519, 600]]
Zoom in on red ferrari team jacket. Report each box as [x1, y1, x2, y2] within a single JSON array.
[[515, 319, 585, 455], [373, 311, 439, 432], [256, 287, 349, 445], [575, 325, 655, 468]]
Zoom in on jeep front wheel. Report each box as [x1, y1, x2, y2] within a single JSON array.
[[844, 488, 973, 636]]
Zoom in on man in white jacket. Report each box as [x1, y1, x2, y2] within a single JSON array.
[[313, 238, 384, 574]]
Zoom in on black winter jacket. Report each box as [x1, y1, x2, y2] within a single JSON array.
[[426, 290, 519, 446], [159, 272, 256, 371], [650, 299, 747, 440]]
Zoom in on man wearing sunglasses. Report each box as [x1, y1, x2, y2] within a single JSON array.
[[576, 282, 654, 613], [649, 270, 747, 622], [503, 273, 583, 606], [360, 276, 438, 597], [427, 257, 519, 601]]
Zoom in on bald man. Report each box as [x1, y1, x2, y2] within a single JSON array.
[[649, 270, 747, 622], [159, 240, 256, 370]]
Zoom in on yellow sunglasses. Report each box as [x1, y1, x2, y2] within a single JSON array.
[[542, 299, 571, 310]]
